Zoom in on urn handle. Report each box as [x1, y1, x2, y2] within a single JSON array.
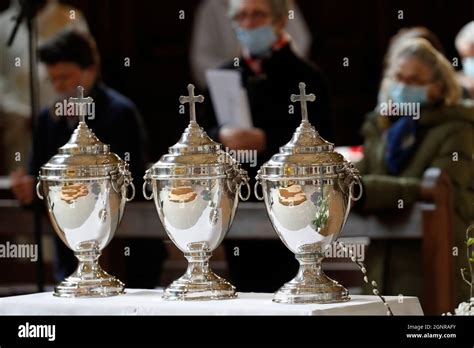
[[348, 164, 363, 202], [225, 166, 238, 194], [36, 180, 44, 200], [349, 178, 363, 201], [226, 164, 251, 201], [112, 163, 135, 202], [238, 172, 251, 201], [254, 175, 265, 201], [125, 181, 136, 202], [142, 171, 154, 200]]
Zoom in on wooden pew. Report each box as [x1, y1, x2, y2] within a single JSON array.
[[420, 168, 454, 315]]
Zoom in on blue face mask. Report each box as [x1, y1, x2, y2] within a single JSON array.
[[235, 25, 277, 57], [463, 57, 474, 78], [389, 82, 428, 105]]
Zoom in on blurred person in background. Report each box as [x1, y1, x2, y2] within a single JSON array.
[[455, 21, 474, 99], [190, 0, 312, 89], [0, 0, 88, 174], [356, 37, 473, 303], [206, 0, 332, 169], [378, 27, 446, 106]]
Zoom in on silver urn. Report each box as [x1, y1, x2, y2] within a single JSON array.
[[36, 86, 135, 297], [254, 83, 362, 304], [143, 84, 250, 301]]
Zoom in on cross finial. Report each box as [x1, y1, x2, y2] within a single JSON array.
[[179, 84, 204, 124], [68, 86, 94, 123], [290, 82, 316, 123]]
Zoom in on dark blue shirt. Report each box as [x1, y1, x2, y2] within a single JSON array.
[[30, 83, 147, 190]]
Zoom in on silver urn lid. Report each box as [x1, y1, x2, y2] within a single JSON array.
[[145, 84, 247, 183], [39, 86, 131, 182], [257, 83, 349, 181]]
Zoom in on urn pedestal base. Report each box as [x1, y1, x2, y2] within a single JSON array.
[[273, 253, 350, 304], [163, 250, 236, 301], [53, 248, 124, 298]]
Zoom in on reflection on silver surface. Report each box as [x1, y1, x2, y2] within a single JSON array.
[[153, 179, 236, 253], [37, 86, 134, 297], [256, 83, 362, 304], [43, 179, 124, 253], [262, 180, 348, 254], [144, 84, 249, 300]]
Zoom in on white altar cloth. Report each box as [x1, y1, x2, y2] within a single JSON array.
[[0, 289, 423, 316]]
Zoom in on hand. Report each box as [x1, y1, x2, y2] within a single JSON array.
[[219, 127, 267, 153], [10, 169, 35, 206]]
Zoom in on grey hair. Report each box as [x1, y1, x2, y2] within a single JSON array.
[[228, 0, 291, 22], [379, 38, 461, 106], [455, 21, 474, 52]]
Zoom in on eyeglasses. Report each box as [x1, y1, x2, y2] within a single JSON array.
[[232, 10, 271, 23], [388, 74, 434, 86]]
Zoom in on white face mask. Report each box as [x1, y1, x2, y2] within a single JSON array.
[[389, 82, 429, 105], [463, 57, 474, 78], [235, 25, 277, 57]]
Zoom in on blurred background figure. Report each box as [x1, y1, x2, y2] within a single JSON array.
[[356, 36, 473, 303], [10, 29, 166, 289], [455, 21, 474, 99], [206, 0, 332, 165], [203, 0, 332, 292], [190, 0, 312, 89], [0, 0, 88, 175], [378, 27, 446, 105]]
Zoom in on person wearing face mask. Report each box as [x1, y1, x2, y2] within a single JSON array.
[[205, 0, 332, 152], [379, 27, 445, 101], [202, 0, 332, 292], [190, 0, 312, 89], [355, 38, 474, 304], [10, 29, 167, 289], [455, 21, 474, 99]]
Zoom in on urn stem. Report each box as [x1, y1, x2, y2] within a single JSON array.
[[295, 252, 324, 279], [184, 250, 212, 279], [73, 248, 102, 280]]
